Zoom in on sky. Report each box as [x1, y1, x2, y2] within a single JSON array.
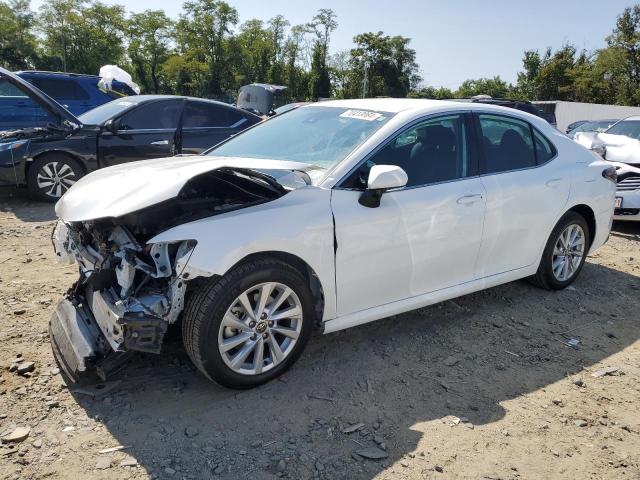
[[29, 0, 639, 89]]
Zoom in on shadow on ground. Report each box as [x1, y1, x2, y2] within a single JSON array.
[[0, 187, 56, 222], [67, 260, 640, 479]]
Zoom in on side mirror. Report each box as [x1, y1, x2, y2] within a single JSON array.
[[358, 165, 408, 208], [104, 119, 119, 134]]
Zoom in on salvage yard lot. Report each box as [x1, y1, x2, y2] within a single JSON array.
[[0, 187, 639, 480]]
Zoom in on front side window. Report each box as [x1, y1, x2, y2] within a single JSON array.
[[606, 120, 640, 140], [209, 106, 393, 175], [478, 114, 536, 174], [119, 100, 182, 130], [342, 114, 470, 189]]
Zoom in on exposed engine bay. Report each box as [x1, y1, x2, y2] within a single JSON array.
[[49, 167, 294, 380]]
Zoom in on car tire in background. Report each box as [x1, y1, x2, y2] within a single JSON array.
[[27, 154, 84, 202], [182, 257, 314, 389], [530, 211, 590, 290]]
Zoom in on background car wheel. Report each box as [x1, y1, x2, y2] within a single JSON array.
[[27, 155, 83, 202], [530, 211, 590, 291], [182, 258, 315, 389]]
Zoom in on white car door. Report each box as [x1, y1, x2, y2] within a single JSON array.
[[474, 113, 570, 278], [331, 113, 487, 316]]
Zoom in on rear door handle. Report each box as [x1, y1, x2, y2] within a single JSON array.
[[456, 194, 483, 205], [546, 178, 562, 188], [150, 140, 169, 145]]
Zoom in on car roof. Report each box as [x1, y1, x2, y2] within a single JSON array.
[[621, 115, 640, 121], [303, 98, 465, 114], [116, 95, 262, 118], [16, 70, 102, 80]]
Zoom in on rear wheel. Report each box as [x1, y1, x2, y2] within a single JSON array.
[[530, 211, 590, 290], [27, 155, 83, 202], [182, 258, 314, 389]]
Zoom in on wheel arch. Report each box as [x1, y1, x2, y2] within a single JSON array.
[[566, 204, 596, 248], [224, 251, 326, 327]]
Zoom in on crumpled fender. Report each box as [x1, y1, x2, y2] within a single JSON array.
[[148, 186, 337, 321]]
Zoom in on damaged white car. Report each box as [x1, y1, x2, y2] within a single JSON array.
[[575, 116, 640, 221], [50, 99, 616, 389]]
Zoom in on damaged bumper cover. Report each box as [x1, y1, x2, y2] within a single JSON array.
[[50, 220, 196, 380]]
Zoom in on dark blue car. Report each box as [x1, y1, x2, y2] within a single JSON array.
[[0, 71, 137, 131]]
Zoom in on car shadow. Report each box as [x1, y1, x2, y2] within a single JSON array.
[[611, 220, 640, 241], [67, 261, 640, 479], [0, 187, 56, 222]]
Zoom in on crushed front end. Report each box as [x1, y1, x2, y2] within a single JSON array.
[[50, 219, 195, 381]]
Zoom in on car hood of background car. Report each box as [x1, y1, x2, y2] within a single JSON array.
[[574, 131, 640, 164], [55, 155, 319, 222]]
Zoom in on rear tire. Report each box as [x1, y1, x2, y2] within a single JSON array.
[[27, 154, 84, 202], [182, 258, 314, 389], [530, 211, 590, 290]]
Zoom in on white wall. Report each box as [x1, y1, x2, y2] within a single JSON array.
[[533, 101, 640, 132]]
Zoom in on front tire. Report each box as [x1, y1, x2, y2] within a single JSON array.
[[27, 155, 83, 202], [530, 211, 590, 290], [182, 258, 314, 389]]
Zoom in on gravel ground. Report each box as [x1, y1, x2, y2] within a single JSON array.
[[0, 186, 639, 480]]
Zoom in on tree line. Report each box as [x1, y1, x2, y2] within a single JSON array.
[[2, 0, 640, 106]]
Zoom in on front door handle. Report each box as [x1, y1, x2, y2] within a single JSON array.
[[150, 140, 169, 146], [456, 194, 483, 205], [546, 178, 562, 188]]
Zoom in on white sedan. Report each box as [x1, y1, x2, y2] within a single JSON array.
[[50, 99, 616, 388]]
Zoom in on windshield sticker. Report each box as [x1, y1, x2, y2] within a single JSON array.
[[116, 101, 134, 107], [339, 109, 384, 121]]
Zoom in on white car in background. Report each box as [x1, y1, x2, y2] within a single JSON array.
[[575, 116, 640, 221], [50, 99, 616, 389]]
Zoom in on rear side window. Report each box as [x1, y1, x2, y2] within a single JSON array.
[[478, 114, 536, 174], [183, 101, 247, 128], [27, 78, 90, 101], [119, 100, 182, 130]]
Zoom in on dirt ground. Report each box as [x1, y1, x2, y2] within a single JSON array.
[[0, 186, 639, 480]]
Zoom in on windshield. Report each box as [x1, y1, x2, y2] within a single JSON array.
[[209, 106, 393, 173], [78, 98, 138, 125], [606, 120, 640, 140]]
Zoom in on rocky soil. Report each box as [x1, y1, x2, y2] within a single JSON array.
[[0, 186, 639, 480]]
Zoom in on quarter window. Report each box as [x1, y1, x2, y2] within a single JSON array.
[[534, 129, 556, 164], [343, 114, 470, 189], [478, 114, 536, 174]]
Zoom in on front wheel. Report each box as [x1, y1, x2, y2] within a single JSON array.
[[182, 258, 314, 389], [27, 155, 84, 202], [530, 211, 590, 290]]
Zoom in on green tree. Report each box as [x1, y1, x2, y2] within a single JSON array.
[[38, 0, 126, 74], [408, 86, 454, 100], [605, 5, 640, 104], [127, 10, 173, 93], [174, 0, 238, 97], [0, 0, 38, 69], [456, 76, 512, 98], [308, 8, 336, 99], [349, 31, 420, 98]]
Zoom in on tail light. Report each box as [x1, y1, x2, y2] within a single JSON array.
[[602, 166, 617, 183]]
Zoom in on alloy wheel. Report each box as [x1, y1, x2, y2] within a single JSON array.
[[36, 161, 78, 198], [218, 282, 303, 376], [551, 224, 585, 282]]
